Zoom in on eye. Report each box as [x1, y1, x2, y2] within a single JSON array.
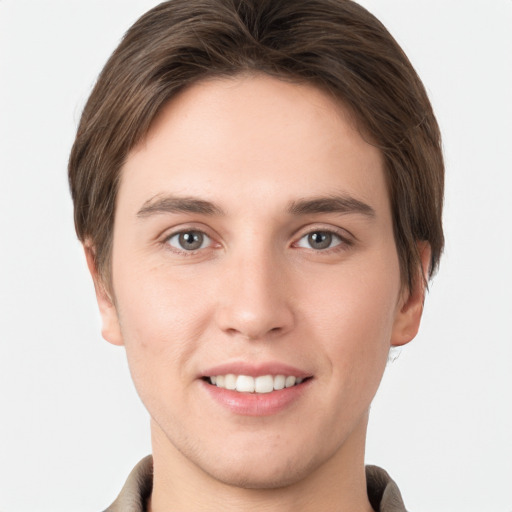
[[296, 230, 343, 251], [166, 230, 212, 252]]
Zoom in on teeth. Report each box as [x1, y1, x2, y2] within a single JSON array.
[[274, 375, 285, 390], [208, 374, 306, 393], [225, 374, 237, 390], [254, 375, 274, 393], [236, 375, 255, 393], [285, 376, 296, 388]]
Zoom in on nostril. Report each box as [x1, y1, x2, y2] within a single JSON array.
[[215, 295, 294, 340]]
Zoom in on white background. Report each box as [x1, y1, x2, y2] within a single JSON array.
[[0, 1, 511, 511]]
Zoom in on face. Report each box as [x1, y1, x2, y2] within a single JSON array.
[[90, 74, 425, 489]]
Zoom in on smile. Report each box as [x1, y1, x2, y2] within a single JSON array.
[[208, 374, 305, 393]]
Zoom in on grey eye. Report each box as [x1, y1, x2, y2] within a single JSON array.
[[167, 230, 210, 251], [297, 231, 342, 250]]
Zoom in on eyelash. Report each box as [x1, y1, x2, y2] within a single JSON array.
[[164, 229, 215, 254], [162, 226, 353, 256], [293, 229, 352, 253]]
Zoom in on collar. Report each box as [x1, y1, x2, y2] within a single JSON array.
[[104, 456, 407, 512]]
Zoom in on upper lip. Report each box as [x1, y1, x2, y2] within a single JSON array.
[[201, 361, 312, 379]]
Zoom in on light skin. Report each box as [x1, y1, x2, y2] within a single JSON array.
[[86, 74, 429, 512]]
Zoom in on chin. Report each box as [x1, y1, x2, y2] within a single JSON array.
[[203, 456, 316, 490], [187, 435, 333, 491]]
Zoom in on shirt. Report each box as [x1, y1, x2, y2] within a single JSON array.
[[104, 456, 407, 512]]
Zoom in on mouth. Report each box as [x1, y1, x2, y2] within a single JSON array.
[[203, 374, 311, 394], [201, 365, 313, 415]]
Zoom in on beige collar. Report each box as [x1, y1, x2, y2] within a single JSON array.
[[104, 456, 407, 512]]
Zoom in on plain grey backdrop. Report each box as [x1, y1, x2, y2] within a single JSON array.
[[1, 1, 511, 511]]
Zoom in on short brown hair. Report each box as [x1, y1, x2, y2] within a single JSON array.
[[69, 0, 444, 291]]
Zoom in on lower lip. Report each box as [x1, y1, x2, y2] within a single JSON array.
[[201, 380, 311, 416]]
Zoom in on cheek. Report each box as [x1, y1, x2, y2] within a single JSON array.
[[306, 257, 400, 386], [307, 253, 399, 332], [112, 262, 212, 395], [115, 256, 211, 335]]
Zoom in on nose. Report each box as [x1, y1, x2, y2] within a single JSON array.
[[214, 247, 295, 341]]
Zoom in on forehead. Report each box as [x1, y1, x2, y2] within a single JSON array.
[[119, 74, 387, 216]]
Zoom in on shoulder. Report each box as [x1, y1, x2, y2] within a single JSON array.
[[103, 456, 153, 512], [366, 465, 408, 512]]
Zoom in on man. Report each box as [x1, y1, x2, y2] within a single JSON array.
[[68, 1, 444, 510]]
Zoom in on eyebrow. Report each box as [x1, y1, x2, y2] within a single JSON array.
[[136, 193, 375, 219], [137, 195, 224, 217], [287, 195, 376, 218]]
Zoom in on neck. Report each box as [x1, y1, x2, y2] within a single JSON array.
[[148, 415, 374, 512]]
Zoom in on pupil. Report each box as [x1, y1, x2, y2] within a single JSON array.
[[179, 231, 203, 250], [309, 231, 331, 250]]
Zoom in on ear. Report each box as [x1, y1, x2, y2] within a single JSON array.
[[390, 242, 431, 347], [83, 242, 124, 346]]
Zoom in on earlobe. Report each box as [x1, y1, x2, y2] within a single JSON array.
[[390, 242, 431, 347], [83, 243, 124, 346]]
